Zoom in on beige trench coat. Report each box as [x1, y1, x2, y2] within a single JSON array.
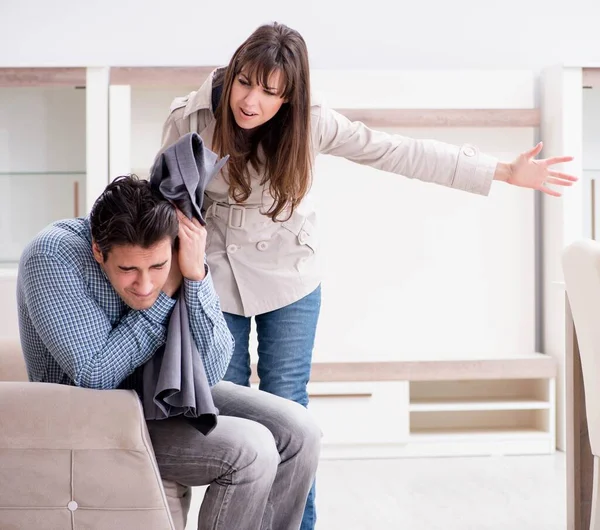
[[159, 69, 498, 317]]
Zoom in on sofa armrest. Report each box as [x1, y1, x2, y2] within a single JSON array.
[[0, 382, 175, 529], [0, 382, 151, 450]]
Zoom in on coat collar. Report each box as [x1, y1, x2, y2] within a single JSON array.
[[182, 67, 225, 119]]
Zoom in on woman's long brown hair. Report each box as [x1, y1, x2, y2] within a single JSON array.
[[212, 22, 312, 221]]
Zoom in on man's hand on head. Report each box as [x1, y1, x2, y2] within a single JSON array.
[[175, 209, 207, 282]]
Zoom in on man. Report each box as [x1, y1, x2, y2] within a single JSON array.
[[17, 175, 320, 530]]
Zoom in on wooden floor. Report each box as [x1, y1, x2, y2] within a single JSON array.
[[186, 452, 566, 530]]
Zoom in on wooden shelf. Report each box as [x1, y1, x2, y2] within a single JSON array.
[[0, 171, 84, 176], [409, 427, 551, 441], [409, 398, 551, 412], [110, 67, 214, 86], [251, 355, 557, 384], [0, 68, 86, 87], [0, 67, 215, 88], [337, 108, 540, 128]]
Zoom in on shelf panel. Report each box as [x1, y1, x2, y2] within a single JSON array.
[[0, 68, 86, 87], [409, 398, 550, 412], [409, 427, 551, 441], [0, 172, 85, 176], [583, 68, 600, 88], [251, 355, 557, 383], [110, 67, 215, 86], [337, 108, 540, 128]]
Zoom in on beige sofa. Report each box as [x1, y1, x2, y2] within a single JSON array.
[[0, 338, 190, 530]]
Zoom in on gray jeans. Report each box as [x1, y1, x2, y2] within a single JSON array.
[[146, 381, 321, 530]]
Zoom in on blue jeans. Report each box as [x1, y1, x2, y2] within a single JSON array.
[[223, 285, 321, 530]]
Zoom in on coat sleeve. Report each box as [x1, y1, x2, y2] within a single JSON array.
[[313, 102, 498, 196]]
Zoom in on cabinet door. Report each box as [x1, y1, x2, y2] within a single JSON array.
[[0, 172, 84, 263], [306, 381, 410, 445], [0, 86, 86, 264]]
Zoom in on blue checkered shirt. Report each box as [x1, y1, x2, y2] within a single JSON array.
[[17, 217, 234, 390]]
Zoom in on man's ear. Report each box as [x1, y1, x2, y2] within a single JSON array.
[[91, 240, 104, 265]]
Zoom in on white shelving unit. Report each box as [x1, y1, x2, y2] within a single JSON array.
[[1, 68, 558, 458], [293, 355, 557, 459], [0, 83, 87, 266]]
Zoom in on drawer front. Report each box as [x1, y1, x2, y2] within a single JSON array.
[[307, 381, 409, 445]]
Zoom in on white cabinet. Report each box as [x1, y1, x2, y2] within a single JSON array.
[[0, 172, 85, 262], [307, 381, 409, 447], [0, 86, 86, 264], [407, 378, 555, 457], [302, 357, 556, 459]]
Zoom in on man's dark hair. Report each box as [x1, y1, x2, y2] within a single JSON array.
[[90, 175, 178, 260]]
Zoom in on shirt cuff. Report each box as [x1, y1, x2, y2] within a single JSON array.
[[184, 265, 219, 309], [452, 144, 497, 196], [142, 291, 177, 327]]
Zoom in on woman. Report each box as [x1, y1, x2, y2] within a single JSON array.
[[159, 22, 576, 530]]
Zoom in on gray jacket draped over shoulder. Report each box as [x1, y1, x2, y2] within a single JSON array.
[[142, 132, 228, 435]]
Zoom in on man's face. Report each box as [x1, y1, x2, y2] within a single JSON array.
[[92, 238, 173, 310]]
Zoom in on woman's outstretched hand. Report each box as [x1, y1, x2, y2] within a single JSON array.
[[494, 142, 578, 197]]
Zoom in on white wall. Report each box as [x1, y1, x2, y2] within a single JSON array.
[[1, 0, 599, 70], [304, 71, 538, 361], [312, 128, 536, 362]]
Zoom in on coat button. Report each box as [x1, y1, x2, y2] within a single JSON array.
[[67, 501, 78, 512], [226, 244, 238, 254], [463, 146, 476, 157], [298, 230, 308, 245], [256, 241, 269, 251]]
